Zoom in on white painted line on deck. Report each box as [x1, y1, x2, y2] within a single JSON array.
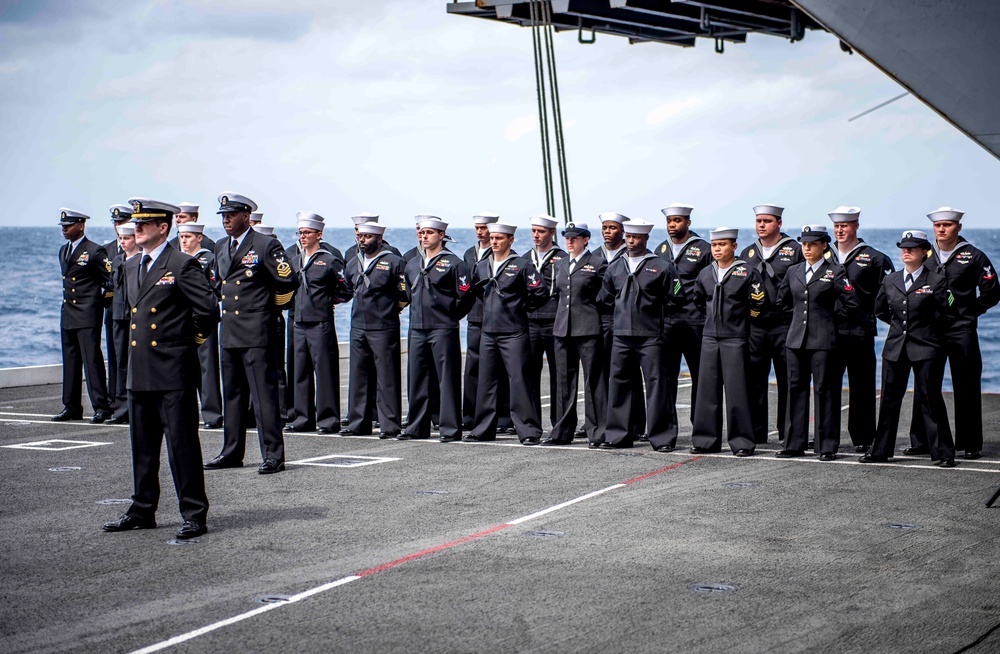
[[2, 439, 111, 451], [286, 454, 400, 468]]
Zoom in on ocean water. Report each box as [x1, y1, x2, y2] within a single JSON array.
[[2, 226, 999, 391]]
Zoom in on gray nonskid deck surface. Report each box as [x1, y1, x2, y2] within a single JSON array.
[[2, 373, 999, 654]]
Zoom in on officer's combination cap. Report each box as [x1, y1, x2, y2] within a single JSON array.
[[562, 222, 591, 238], [128, 198, 181, 223], [798, 224, 830, 243], [109, 204, 133, 222], [59, 208, 90, 225], [216, 193, 258, 214], [897, 230, 931, 249]]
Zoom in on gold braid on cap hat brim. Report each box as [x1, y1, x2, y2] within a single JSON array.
[[132, 212, 169, 219]]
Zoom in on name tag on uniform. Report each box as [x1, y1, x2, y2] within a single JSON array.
[[156, 275, 176, 286]]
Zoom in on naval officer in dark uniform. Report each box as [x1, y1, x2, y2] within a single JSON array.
[[168, 202, 217, 253], [102, 205, 132, 412], [861, 230, 956, 467], [828, 206, 894, 453], [775, 225, 858, 460], [101, 198, 218, 539], [400, 217, 475, 442], [742, 204, 803, 444], [906, 207, 1000, 460], [655, 203, 711, 426], [602, 219, 684, 451], [690, 227, 767, 456], [544, 222, 607, 446], [467, 221, 549, 444], [177, 222, 223, 429], [526, 214, 566, 426], [285, 213, 352, 434], [107, 215, 139, 424], [54, 208, 113, 423], [341, 221, 408, 438], [204, 193, 297, 474]]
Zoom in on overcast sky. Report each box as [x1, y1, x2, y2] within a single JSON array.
[[1, 0, 996, 230]]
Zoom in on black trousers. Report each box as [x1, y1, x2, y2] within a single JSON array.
[[104, 310, 117, 409], [601, 319, 645, 435], [748, 321, 791, 443], [472, 331, 542, 441], [528, 318, 558, 425], [285, 314, 297, 423], [196, 330, 222, 426], [549, 334, 606, 444], [292, 321, 341, 431], [347, 327, 402, 435], [60, 326, 110, 414], [271, 313, 289, 421], [464, 322, 512, 428], [663, 320, 702, 425], [111, 319, 130, 419], [406, 328, 462, 439], [908, 329, 984, 453], [692, 336, 754, 453], [606, 335, 676, 448], [127, 387, 209, 523], [833, 333, 877, 448], [873, 353, 954, 461], [219, 346, 285, 463], [786, 348, 839, 454]]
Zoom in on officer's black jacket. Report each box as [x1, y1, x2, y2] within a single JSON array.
[[928, 238, 1000, 331], [601, 252, 683, 337], [463, 244, 493, 323], [124, 245, 220, 392], [405, 249, 475, 329], [214, 228, 298, 349], [345, 240, 401, 261], [655, 235, 711, 325], [527, 246, 567, 322], [344, 249, 408, 330], [110, 251, 134, 322], [833, 241, 894, 337], [552, 251, 606, 338], [875, 269, 954, 362], [741, 235, 803, 326], [103, 239, 123, 311], [777, 259, 858, 350], [60, 236, 111, 329], [591, 245, 627, 328], [290, 249, 352, 323], [693, 260, 768, 339], [472, 254, 548, 334]]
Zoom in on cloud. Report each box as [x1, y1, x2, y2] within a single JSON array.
[[504, 115, 536, 142], [646, 97, 704, 125]]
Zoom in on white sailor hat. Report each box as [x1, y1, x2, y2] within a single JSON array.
[[177, 223, 205, 234], [897, 230, 931, 248], [753, 204, 784, 218], [488, 222, 517, 235], [216, 193, 257, 214], [709, 226, 739, 241], [828, 206, 860, 223], [414, 214, 442, 226], [59, 208, 90, 225], [530, 214, 559, 229], [622, 220, 654, 236], [177, 202, 199, 214], [417, 217, 448, 231], [296, 212, 325, 232], [254, 224, 274, 235], [598, 212, 630, 225], [357, 221, 387, 235], [117, 221, 136, 235], [249, 212, 264, 224], [927, 206, 964, 223], [128, 198, 181, 223], [352, 212, 379, 225], [473, 212, 500, 224], [798, 224, 830, 243], [661, 203, 694, 218], [562, 222, 591, 238], [109, 204, 133, 222]]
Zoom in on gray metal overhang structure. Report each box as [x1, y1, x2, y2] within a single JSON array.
[[448, 0, 1000, 161]]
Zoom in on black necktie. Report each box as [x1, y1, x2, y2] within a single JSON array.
[[905, 273, 914, 290], [138, 254, 152, 286], [230, 238, 239, 255]]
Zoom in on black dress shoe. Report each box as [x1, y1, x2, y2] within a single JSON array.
[[574, 428, 587, 437], [775, 450, 805, 458], [601, 442, 633, 449], [858, 454, 889, 463], [397, 433, 428, 440], [102, 513, 156, 532], [734, 449, 754, 458], [654, 445, 675, 453], [462, 435, 494, 442], [818, 453, 836, 461], [690, 447, 718, 454], [316, 427, 332, 435], [964, 451, 982, 460], [379, 432, 399, 440], [176, 520, 207, 540], [52, 409, 83, 422], [937, 458, 957, 468], [204, 455, 243, 470], [521, 437, 540, 446], [258, 459, 285, 474], [284, 423, 315, 433], [439, 435, 462, 443], [90, 411, 112, 424], [539, 438, 571, 446], [855, 445, 868, 453], [203, 420, 223, 429], [106, 413, 129, 425], [503, 427, 518, 435], [338, 429, 356, 436], [903, 446, 929, 456], [588, 442, 604, 449], [638, 433, 649, 442]]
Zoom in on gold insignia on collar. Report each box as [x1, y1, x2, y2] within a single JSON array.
[[276, 261, 292, 278]]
